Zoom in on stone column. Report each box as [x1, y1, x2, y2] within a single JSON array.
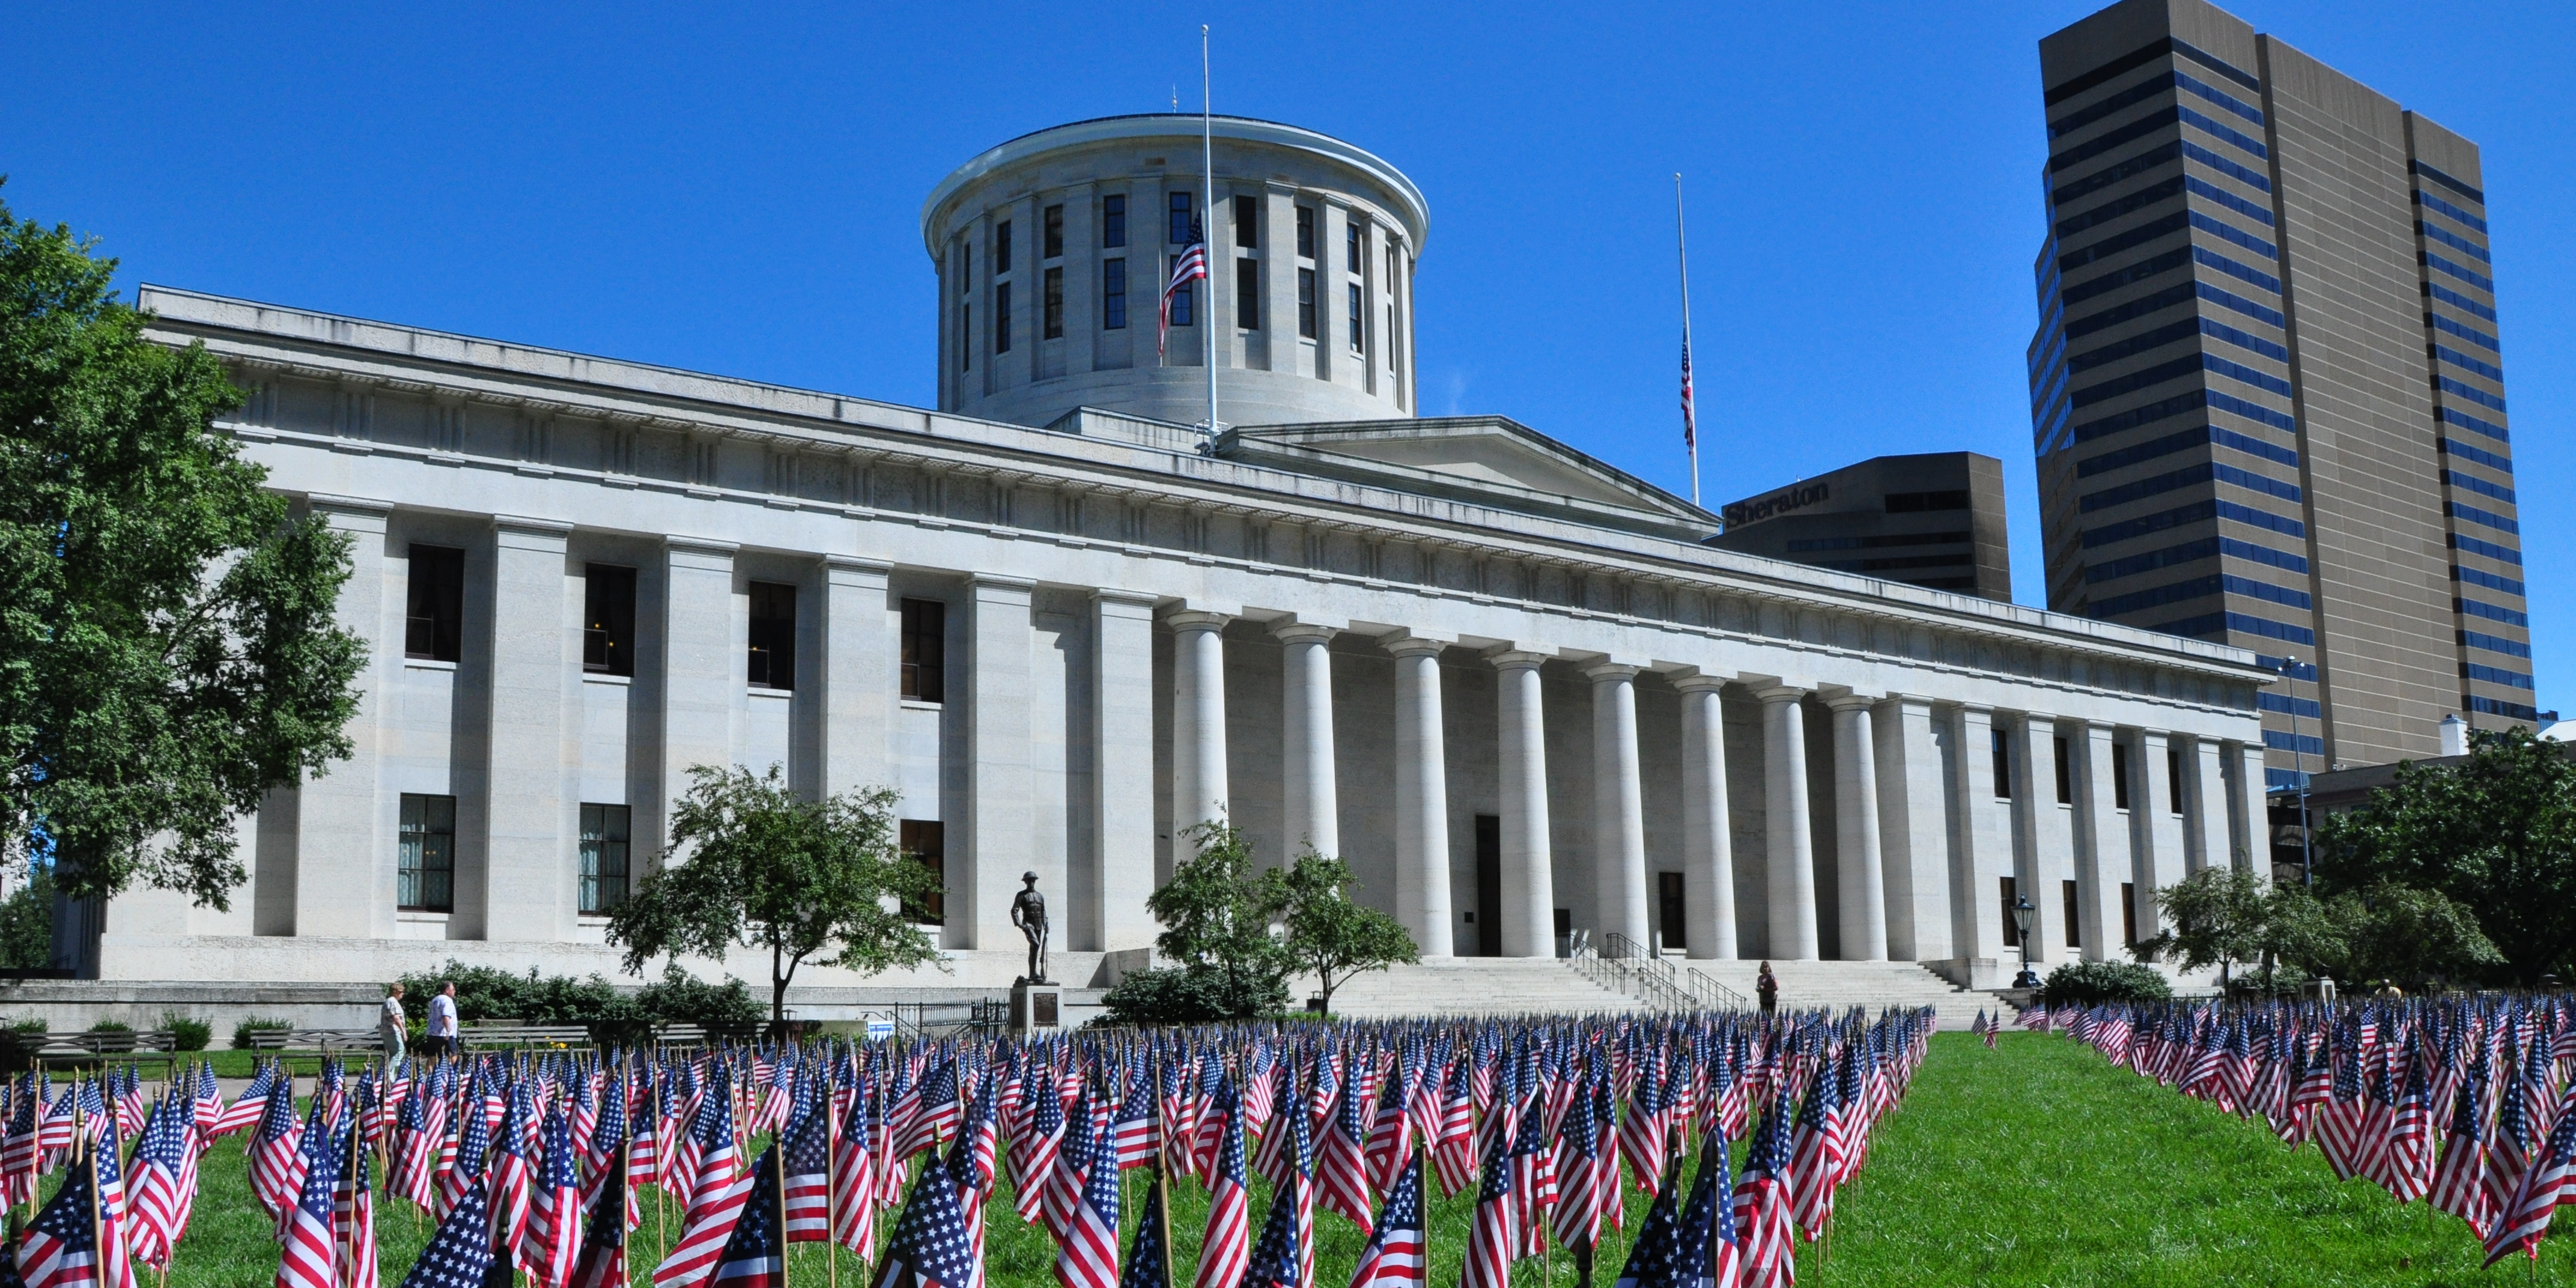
[[1674, 673, 1736, 960], [2133, 731, 2184, 945], [820, 556, 895, 797], [1166, 609, 1233, 842], [2231, 741, 2270, 879], [2186, 735, 2230, 874], [2009, 714, 2065, 965], [1091, 591, 1158, 951], [657, 538, 737, 869], [1489, 649, 1557, 958], [2072, 721, 2125, 962], [1274, 621, 1341, 857], [1586, 663, 1651, 954], [1824, 694, 1888, 962], [1387, 635, 1454, 957], [1874, 696, 1949, 962], [1755, 685, 1820, 961], [963, 575, 1035, 951], [484, 517, 573, 943], [1946, 704, 2006, 973], [296, 497, 392, 938]]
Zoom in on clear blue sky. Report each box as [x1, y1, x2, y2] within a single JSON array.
[[5, 4, 2568, 707]]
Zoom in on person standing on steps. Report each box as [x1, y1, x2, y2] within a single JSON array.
[[1756, 961, 1778, 1015]]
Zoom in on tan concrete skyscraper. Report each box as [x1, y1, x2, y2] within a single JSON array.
[[2029, 0, 2532, 802]]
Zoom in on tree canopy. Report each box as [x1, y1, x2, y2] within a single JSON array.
[[2310, 726, 2575, 983], [1275, 849, 1417, 1014], [604, 766, 941, 1022], [1, 187, 364, 909], [1135, 821, 1291, 1019]]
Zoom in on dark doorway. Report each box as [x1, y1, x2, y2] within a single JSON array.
[[1657, 872, 1686, 953], [1474, 815, 1501, 956]]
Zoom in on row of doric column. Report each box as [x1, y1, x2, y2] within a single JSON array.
[[1165, 607, 2267, 967]]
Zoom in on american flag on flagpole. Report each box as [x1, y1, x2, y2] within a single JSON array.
[[1680, 338, 1695, 452], [1190, 1093, 1248, 1288], [1159, 222, 1207, 359], [868, 1151, 978, 1288], [1349, 1150, 1427, 1288]]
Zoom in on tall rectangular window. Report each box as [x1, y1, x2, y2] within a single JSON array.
[[994, 282, 1012, 353], [579, 803, 630, 914], [405, 545, 464, 662], [1042, 205, 1063, 259], [1236, 258, 1260, 330], [1233, 195, 1258, 249], [1102, 258, 1126, 329], [1295, 205, 1315, 259], [901, 598, 946, 702], [1043, 267, 1064, 339], [1999, 876, 2018, 946], [900, 820, 944, 923], [2111, 742, 2131, 810], [1168, 192, 1193, 244], [748, 581, 796, 690], [1168, 260, 1193, 327], [1297, 269, 1316, 339], [958, 305, 970, 371], [398, 793, 455, 912], [1345, 223, 1359, 272], [1102, 195, 1126, 248], [1388, 303, 1398, 369], [1347, 284, 1362, 353], [2168, 747, 2186, 813], [583, 564, 636, 676], [2062, 879, 2082, 947], [2053, 736, 2073, 804], [994, 220, 1012, 275], [2121, 882, 2138, 948], [1992, 729, 2012, 798]]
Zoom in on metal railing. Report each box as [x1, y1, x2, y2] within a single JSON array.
[[1567, 933, 1698, 1012], [1600, 931, 1753, 1011]]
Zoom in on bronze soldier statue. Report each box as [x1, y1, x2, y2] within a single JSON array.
[[1011, 870, 1049, 984]]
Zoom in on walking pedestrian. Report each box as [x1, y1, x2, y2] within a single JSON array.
[[379, 982, 408, 1060], [425, 979, 459, 1057]]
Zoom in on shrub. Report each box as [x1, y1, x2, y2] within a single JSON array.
[[634, 965, 765, 1030], [8, 1018, 47, 1036], [397, 959, 630, 1025], [86, 1019, 132, 1033], [161, 1013, 211, 1052], [232, 1016, 290, 1050], [2037, 960, 2173, 1007], [1101, 965, 1288, 1027], [2226, 962, 2311, 1000]]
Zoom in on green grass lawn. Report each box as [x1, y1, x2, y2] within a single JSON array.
[[117, 1032, 2562, 1288]]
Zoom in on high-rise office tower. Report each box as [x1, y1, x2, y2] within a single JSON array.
[[2029, 0, 2530, 793]]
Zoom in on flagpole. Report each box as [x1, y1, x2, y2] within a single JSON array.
[[1201, 24, 1219, 450], [1674, 172, 1699, 508]]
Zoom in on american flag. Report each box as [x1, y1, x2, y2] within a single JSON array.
[[1053, 1085, 1122, 1288], [1241, 1122, 1308, 1288], [1620, 1047, 1668, 1198], [654, 1075, 753, 1288], [568, 1141, 630, 1288], [1549, 1068, 1609, 1253], [2429, 1060, 2494, 1239], [781, 1101, 831, 1243], [1110, 1076, 1154, 1173], [492, 1083, 539, 1263], [1315, 1078, 1373, 1236], [1362, 1060, 1414, 1195], [1191, 1092, 1248, 1288], [522, 1104, 583, 1288], [868, 1151, 978, 1288], [273, 1117, 342, 1288], [123, 1098, 192, 1269], [1432, 1059, 1475, 1199], [1116, 1171, 1167, 1288], [1679, 336, 1695, 452], [17, 1132, 103, 1288], [437, 1086, 491, 1219], [1458, 1101, 1516, 1288], [2486, 1054, 2536, 1217], [1158, 221, 1207, 359], [1013, 1071, 1065, 1223], [900, 1062, 959, 1163], [1690, 1127, 1745, 1288], [395, 1176, 496, 1288], [1350, 1150, 1427, 1288], [2484, 1088, 2576, 1268], [708, 1149, 785, 1288], [1609, 1149, 1684, 1288], [213, 1065, 278, 1138], [2380, 1056, 2433, 1204], [333, 1122, 380, 1288], [392, 1074, 437, 1212], [830, 1088, 878, 1257], [583, 1072, 630, 1228], [1728, 1093, 1794, 1288], [246, 1077, 303, 1221]]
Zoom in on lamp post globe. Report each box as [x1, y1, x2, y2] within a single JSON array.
[[2011, 894, 2039, 990]]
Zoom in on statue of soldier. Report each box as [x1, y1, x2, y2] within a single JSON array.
[[1011, 870, 1049, 984]]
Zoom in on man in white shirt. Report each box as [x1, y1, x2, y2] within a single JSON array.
[[426, 981, 459, 1057], [379, 983, 407, 1060]]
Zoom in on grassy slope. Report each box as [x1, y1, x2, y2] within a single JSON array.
[[130, 1033, 2545, 1288]]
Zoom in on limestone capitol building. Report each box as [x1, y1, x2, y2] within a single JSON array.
[[93, 114, 2274, 995]]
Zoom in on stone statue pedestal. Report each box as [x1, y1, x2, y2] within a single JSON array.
[[1011, 981, 1063, 1034]]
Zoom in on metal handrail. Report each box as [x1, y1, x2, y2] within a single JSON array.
[[1600, 931, 1752, 1010], [1684, 967, 1754, 1010]]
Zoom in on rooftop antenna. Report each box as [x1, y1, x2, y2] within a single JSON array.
[[1201, 25, 1218, 451]]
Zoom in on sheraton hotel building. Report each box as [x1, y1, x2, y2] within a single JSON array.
[[2029, 0, 2537, 786]]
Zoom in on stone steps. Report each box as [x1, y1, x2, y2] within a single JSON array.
[[1301, 957, 1978, 1026]]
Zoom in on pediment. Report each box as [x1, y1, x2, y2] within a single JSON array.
[[1220, 416, 1713, 535]]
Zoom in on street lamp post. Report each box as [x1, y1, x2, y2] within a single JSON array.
[[2276, 655, 2315, 887], [2012, 895, 2038, 990]]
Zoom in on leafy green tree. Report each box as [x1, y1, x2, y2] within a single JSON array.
[[605, 767, 941, 1022], [1274, 849, 1417, 1014], [2309, 726, 2576, 983], [0, 864, 52, 968], [2136, 865, 2268, 986], [1141, 821, 1292, 1018], [2, 190, 364, 909], [2327, 884, 2503, 988]]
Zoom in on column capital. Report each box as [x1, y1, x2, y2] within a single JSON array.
[[1484, 647, 1551, 672], [1876, 692, 1938, 712], [305, 493, 394, 528], [1952, 700, 1996, 718], [1668, 667, 1733, 694], [1092, 588, 1158, 619], [1751, 684, 1811, 706], [823, 553, 893, 577], [1820, 689, 1884, 712], [1382, 631, 1453, 659], [1581, 660, 1642, 684], [1163, 608, 1233, 632], [1270, 620, 1340, 645]]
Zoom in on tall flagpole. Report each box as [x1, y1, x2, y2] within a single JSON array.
[[1675, 172, 1700, 507], [1202, 25, 1218, 447]]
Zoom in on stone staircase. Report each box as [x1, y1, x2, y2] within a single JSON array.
[[1304, 957, 1976, 1026]]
